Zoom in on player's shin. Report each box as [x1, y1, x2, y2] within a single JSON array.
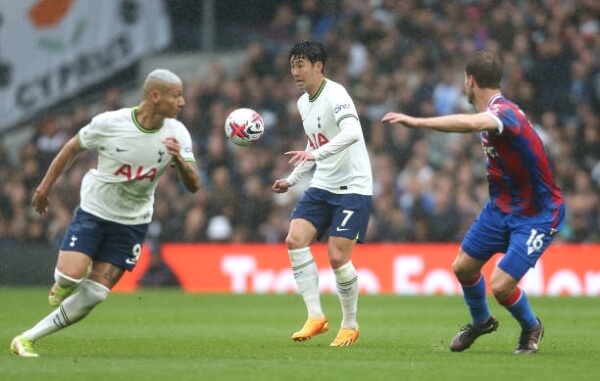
[[288, 247, 323, 318], [460, 273, 491, 324], [22, 280, 110, 342], [334, 261, 359, 329], [498, 287, 538, 329]]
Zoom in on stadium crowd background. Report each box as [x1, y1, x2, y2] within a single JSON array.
[[1, 0, 599, 251]]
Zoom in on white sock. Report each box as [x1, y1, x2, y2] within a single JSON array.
[[22, 280, 110, 342], [54, 268, 82, 289], [334, 261, 359, 329], [288, 247, 324, 318]]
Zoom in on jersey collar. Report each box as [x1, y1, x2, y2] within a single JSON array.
[[487, 92, 503, 107], [309, 79, 327, 102], [131, 107, 163, 133]]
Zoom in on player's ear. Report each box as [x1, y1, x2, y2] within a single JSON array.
[[465, 74, 475, 88], [150, 89, 161, 103], [315, 60, 324, 73]]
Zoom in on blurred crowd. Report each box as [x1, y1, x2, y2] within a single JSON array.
[[1, 0, 599, 250]]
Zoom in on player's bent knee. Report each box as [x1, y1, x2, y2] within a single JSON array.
[[491, 287, 512, 302], [285, 235, 310, 250], [452, 259, 472, 281], [489, 276, 516, 301], [54, 268, 83, 287], [451, 259, 461, 277], [452, 249, 482, 281]]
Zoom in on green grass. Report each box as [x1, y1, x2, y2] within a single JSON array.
[[1, 289, 599, 381]]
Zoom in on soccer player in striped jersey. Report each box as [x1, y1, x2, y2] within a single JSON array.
[[381, 51, 565, 354], [272, 41, 373, 346], [11, 69, 201, 357]]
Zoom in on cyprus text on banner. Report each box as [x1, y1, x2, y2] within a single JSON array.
[[0, 0, 170, 132]]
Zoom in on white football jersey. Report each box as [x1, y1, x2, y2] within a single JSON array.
[[77, 107, 196, 225], [296, 79, 372, 195]]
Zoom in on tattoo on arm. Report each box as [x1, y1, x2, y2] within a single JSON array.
[[183, 161, 197, 179], [175, 160, 200, 192]]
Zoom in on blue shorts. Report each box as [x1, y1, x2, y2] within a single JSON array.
[[461, 201, 565, 280], [60, 208, 149, 271], [291, 187, 372, 242]]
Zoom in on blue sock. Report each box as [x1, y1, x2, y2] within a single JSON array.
[[499, 288, 538, 330], [460, 274, 491, 324]]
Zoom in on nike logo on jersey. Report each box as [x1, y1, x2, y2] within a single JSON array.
[[336, 227, 350, 232], [116, 147, 128, 152]]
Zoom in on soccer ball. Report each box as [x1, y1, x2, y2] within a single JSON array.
[[224, 108, 265, 147]]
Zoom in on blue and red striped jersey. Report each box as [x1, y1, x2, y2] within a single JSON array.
[[481, 94, 564, 216]]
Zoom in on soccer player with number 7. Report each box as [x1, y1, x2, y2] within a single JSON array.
[[272, 41, 373, 347], [381, 51, 565, 354]]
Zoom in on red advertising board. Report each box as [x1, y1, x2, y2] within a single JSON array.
[[113, 243, 600, 296]]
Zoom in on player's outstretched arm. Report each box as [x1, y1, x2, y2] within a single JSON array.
[[32, 136, 83, 214], [381, 111, 498, 133]]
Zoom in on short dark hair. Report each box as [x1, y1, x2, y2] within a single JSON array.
[[465, 51, 503, 89], [289, 40, 327, 69]]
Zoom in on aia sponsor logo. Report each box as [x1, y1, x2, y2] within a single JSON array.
[[114, 165, 157, 181]]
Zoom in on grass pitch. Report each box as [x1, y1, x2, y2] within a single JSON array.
[[1, 288, 599, 381]]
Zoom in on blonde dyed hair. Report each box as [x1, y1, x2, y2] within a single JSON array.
[[142, 69, 182, 98]]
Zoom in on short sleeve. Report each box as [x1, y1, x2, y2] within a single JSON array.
[[174, 122, 196, 162], [78, 113, 107, 150]]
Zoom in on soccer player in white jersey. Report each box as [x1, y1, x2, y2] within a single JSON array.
[[10, 69, 201, 357], [272, 41, 373, 347]]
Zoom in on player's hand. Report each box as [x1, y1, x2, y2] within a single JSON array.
[[162, 137, 181, 159], [381, 112, 414, 126], [32, 189, 50, 215], [272, 179, 290, 193], [285, 150, 315, 166]]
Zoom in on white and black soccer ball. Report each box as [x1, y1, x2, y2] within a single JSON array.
[[224, 108, 265, 147]]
